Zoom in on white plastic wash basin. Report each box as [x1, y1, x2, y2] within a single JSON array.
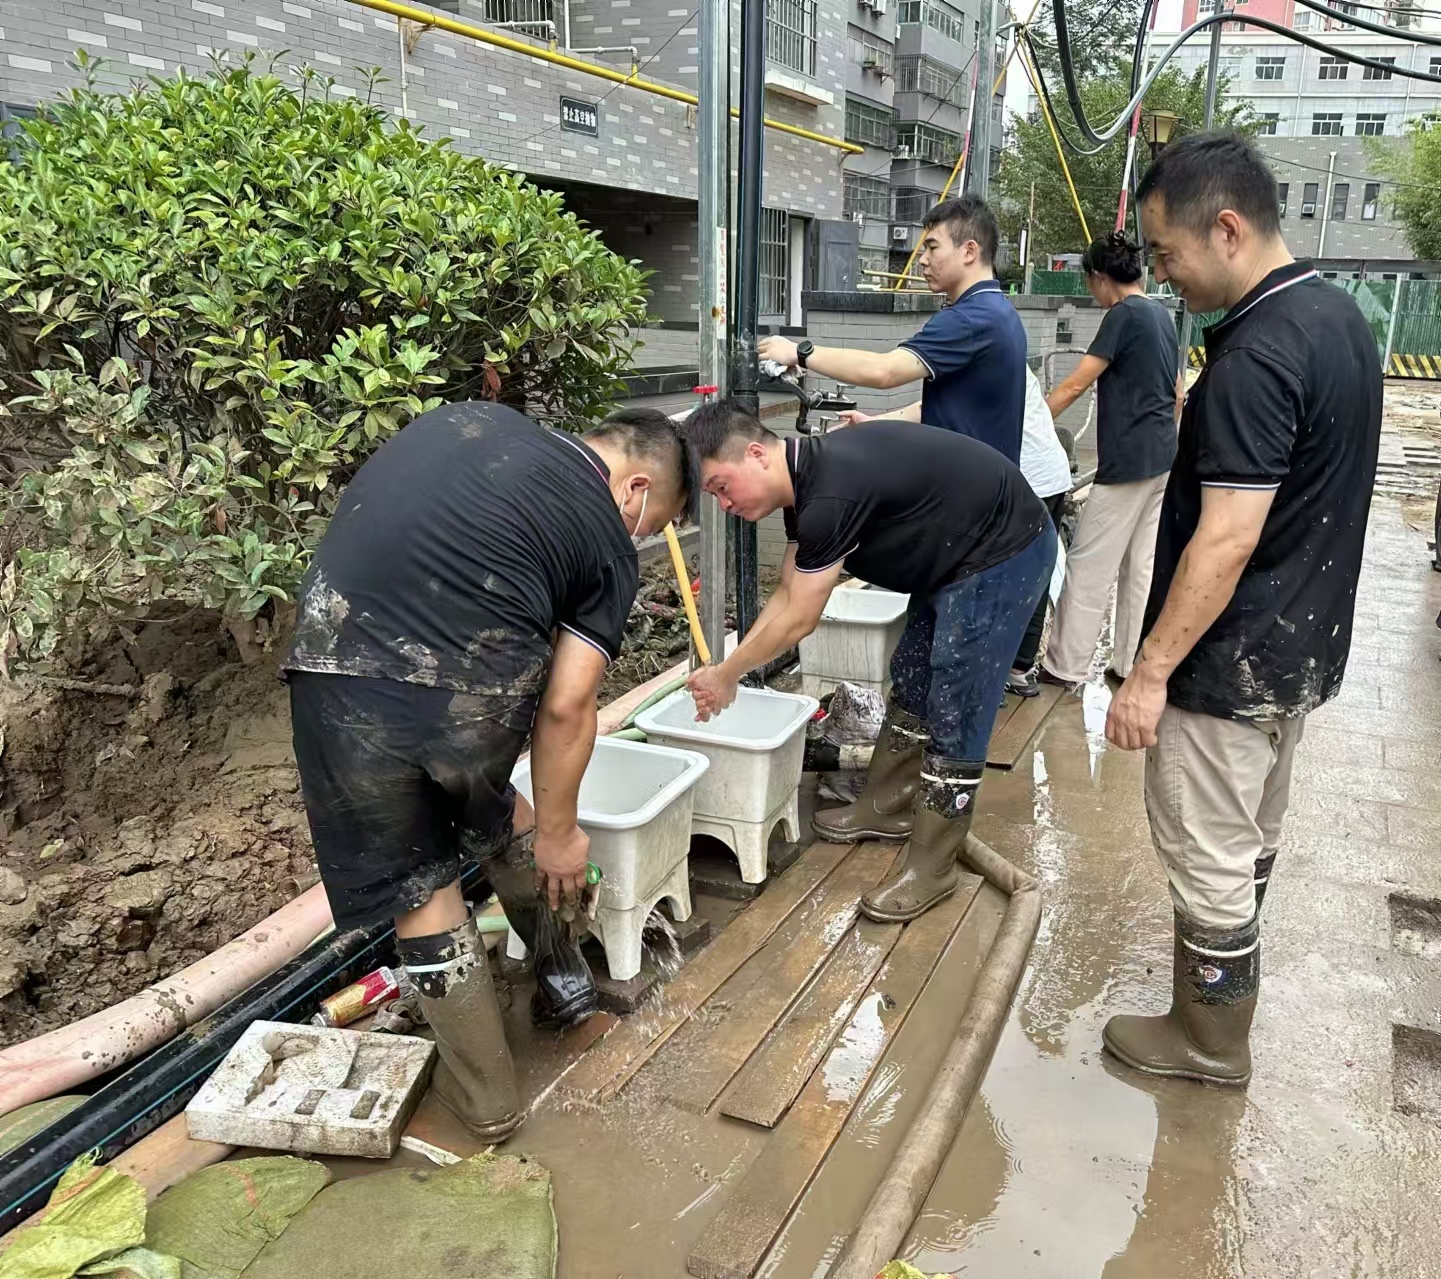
[[798, 585, 910, 699]]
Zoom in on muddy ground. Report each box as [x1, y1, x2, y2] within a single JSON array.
[[0, 560, 713, 1049]]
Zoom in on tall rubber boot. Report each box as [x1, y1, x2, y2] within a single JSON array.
[[1253, 849, 1277, 914], [812, 705, 927, 844], [483, 834, 599, 1031], [859, 757, 981, 923], [399, 915, 522, 1140], [1102, 911, 1259, 1086]]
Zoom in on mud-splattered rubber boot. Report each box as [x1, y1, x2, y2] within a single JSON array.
[[859, 757, 981, 923], [1102, 912, 1258, 1087], [812, 705, 927, 844], [399, 915, 523, 1140]]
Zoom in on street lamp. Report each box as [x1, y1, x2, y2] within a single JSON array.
[[1141, 108, 1178, 163]]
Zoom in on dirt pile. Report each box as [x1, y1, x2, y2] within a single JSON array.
[[0, 615, 316, 1049]]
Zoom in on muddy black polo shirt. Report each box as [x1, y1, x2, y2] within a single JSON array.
[[1142, 263, 1382, 720], [282, 402, 637, 695], [781, 421, 1048, 596]]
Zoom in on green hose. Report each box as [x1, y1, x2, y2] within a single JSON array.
[[615, 674, 688, 730], [608, 726, 648, 742]]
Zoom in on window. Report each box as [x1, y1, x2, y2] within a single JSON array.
[[1255, 55, 1286, 80], [1318, 55, 1348, 80], [1294, 8, 1315, 28], [1431, 56, 1441, 76], [848, 26, 895, 77], [768, 0, 818, 76], [845, 96, 897, 148], [1301, 181, 1319, 217], [1363, 57, 1395, 80], [1198, 0, 1216, 11], [1330, 183, 1349, 220], [1312, 112, 1343, 135], [1355, 112, 1386, 136], [896, 55, 968, 105], [1257, 113, 1280, 135], [897, 0, 968, 44], [892, 186, 933, 223], [895, 121, 965, 164], [1277, 182, 1289, 216], [1220, 55, 1243, 78], [1362, 181, 1380, 221], [483, 0, 548, 21], [759, 208, 789, 317], [844, 172, 892, 219]]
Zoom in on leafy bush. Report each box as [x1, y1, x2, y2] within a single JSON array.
[[0, 57, 648, 665]]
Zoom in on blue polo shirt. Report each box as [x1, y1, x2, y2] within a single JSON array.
[[898, 279, 1027, 463]]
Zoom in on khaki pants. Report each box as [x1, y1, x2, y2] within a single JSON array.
[[1043, 473, 1168, 682], [1144, 704, 1305, 930]]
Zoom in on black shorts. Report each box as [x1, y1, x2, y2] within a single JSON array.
[[289, 671, 537, 931]]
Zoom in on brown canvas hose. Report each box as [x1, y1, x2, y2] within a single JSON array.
[[829, 835, 1041, 1279]]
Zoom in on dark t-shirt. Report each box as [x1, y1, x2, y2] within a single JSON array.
[[283, 402, 638, 695], [1142, 264, 1381, 721], [898, 280, 1028, 463], [1088, 294, 1179, 485], [781, 421, 1048, 596]]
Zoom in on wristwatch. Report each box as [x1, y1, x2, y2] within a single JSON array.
[[795, 339, 815, 369]]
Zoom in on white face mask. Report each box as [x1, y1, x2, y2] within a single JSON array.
[[622, 484, 648, 541]]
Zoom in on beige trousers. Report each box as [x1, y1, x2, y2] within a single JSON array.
[[1043, 473, 1168, 682], [1144, 705, 1306, 930]]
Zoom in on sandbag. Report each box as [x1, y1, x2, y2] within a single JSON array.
[[0, 1154, 148, 1279], [140, 1158, 330, 1279], [242, 1154, 556, 1279]]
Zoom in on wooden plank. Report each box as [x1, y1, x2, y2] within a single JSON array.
[[685, 874, 984, 1279], [659, 842, 902, 1116], [553, 839, 854, 1104], [720, 915, 902, 1129], [986, 683, 1065, 769]]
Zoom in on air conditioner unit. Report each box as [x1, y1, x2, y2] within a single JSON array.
[[872, 0, 888, 13], [894, 144, 911, 158], [863, 52, 881, 69], [852, 211, 866, 223], [892, 226, 909, 241]]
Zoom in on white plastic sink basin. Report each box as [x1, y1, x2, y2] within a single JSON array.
[[799, 585, 911, 698]]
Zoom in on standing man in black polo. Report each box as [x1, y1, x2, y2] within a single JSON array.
[[1103, 133, 1381, 1086], [756, 195, 1027, 463], [681, 402, 1055, 923]]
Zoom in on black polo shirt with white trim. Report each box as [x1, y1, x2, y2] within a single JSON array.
[[781, 421, 1047, 596], [1142, 262, 1382, 720]]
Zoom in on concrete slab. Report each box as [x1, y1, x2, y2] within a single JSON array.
[[185, 1022, 433, 1159]]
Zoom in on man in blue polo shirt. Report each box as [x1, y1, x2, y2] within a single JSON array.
[[758, 194, 1027, 462]]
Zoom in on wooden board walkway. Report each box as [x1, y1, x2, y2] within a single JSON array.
[[986, 683, 1065, 769]]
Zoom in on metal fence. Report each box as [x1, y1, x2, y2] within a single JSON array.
[[760, 208, 790, 318]]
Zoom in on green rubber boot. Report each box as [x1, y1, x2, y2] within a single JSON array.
[[1103, 912, 1259, 1087], [812, 705, 927, 844]]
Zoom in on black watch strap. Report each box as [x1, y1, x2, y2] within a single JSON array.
[[796, 339, 815, 368]]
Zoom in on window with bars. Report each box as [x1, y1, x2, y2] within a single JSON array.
[[1355, 112, 1386, 136], [1256, 113, 1279, 135], [844, 173, 893, 219], [1318, 55, 1347, 79], [1330, 182, 1350, 220], [847, 26, 895, 76], [1363, 56, 1395, 80], [1312, 112, 1343, 135], [892, 186, 935, 224], [1362, 181, 1380, 220], [1301, 181, 1319, 216], [1255, 55, 1286, 80], [1277, 182, 1289, 216], [483, 0, 551, 25], [897, 0, 968, 44], [896, 55, 968, 105], [845, 96, 898, 148], [768, 0, 818, 76], [759, 208, 790, 318], [896, 122, 965, 164]]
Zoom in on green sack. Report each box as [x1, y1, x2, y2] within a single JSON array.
[[0, 1154, 148, 1279], [242, 1154, 556, 1279], [140, 1158, 330, 1279]]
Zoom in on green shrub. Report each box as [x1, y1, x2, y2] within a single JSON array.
[[0, 57, 648, 665]]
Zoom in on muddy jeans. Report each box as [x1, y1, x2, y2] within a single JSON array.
[[889, 525, 1057, 767], [1144, 704, 1305, 930]]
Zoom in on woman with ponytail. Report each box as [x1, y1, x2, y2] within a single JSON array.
[[1039, 231, 1183, 687]]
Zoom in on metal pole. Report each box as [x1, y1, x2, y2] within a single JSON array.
[[730, 0, 765, 640], [696, 0, 730, 661], [1317, 148, 1337, 259], [966, 0, 997, 197], [1381, 277, 1402, 375], [1177, 21, 1224, 367]]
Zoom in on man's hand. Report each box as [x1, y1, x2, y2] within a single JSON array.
[[688, 663, 739, 722], [533, 822, 590, 910], [1105, 668, 1168, 751], [758, 335, 799, 369], [834, 409, 872, 428]]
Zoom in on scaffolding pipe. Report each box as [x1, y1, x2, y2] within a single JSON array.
[[730, 0, 765, 645], [343, 0, 862, 154]]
